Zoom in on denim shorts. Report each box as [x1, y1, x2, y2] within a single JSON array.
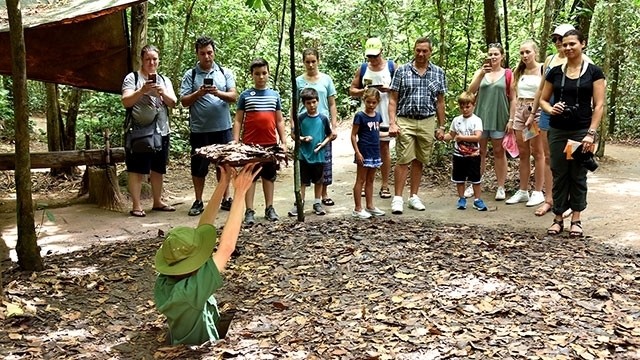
[[481, 130, 505, 139]]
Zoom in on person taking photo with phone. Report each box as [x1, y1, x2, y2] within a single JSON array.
[[180, 36, 238, 217]]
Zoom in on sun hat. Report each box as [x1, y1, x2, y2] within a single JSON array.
[[155, 224, 217, 276], [552, 24, 575, 37], [364, 37, 383, 56]]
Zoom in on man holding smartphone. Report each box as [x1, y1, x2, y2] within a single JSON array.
[[180, 36, 238, 216]]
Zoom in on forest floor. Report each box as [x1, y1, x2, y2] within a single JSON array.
[[0, 124, 639, 359]]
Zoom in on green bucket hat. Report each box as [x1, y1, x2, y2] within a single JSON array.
[[155, 224, 217, 275]]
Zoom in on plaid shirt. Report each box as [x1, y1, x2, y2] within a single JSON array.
[[390, 62, 447, 118]]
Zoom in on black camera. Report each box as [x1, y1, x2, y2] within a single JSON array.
[[562, 104, 579, 120], [573, 145, 598, 172]]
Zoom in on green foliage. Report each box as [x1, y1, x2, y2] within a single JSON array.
[[0, 87, 14, 139], [76, 92, 125, 149]]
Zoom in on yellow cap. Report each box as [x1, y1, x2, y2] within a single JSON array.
[[365, 37, 383, 56]]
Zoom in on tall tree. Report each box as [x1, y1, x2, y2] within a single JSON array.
[[539, 0, 556, 60], [6, 0, 44, 271], [483, 0, 500, 45], [131, 3, 148, 71], [571, 0, 598, 41], [46, 84, 63, 152]]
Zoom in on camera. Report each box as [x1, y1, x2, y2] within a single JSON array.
[[573, 145, 598, 172], [148, 73, 157, 83], [562, 104, 579, 120], [203, 78, 214, 87]]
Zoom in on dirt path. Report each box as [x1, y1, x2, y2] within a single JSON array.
[[1, 129, 639, 260]]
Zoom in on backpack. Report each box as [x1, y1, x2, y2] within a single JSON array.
[[505, 68, 513, 100], [358, 60, 395, 89]]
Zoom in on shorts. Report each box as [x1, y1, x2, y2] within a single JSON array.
[[513, 99, 540, 131], [253, 162, 278, 182], [481, 130, 506, 139], [539, 95, 554, 131], [451, 155, 481, 184], [322, 142, 333, 185], [300, 160, 324, 186], [125, 135, 170, 175], [190, 129, 233, 178], [379, 125, 391, 142], [395, 116, 436, 165]]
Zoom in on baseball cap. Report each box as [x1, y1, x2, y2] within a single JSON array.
[[552, 24, 575, 36], [364, 38, 383, 56]]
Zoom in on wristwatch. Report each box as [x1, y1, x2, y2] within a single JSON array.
[[587, 128, 597, 136]]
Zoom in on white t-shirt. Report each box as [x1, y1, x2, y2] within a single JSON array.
[[517, 74, 541, 99], [449, 114, 483, 157]]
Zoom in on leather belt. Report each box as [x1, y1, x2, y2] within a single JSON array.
[[399, 114, 434, 120]]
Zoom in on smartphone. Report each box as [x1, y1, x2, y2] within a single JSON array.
[[483, 58, 491, 66], [148, 73, 157, 83], [203, 78, 214, 87]]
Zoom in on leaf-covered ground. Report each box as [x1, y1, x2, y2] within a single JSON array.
[[1, 218, 639, 359]]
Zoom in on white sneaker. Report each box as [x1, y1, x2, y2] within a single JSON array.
[[505, 189, 529, 204], [391, 196, 404, 215], [526, 191, 545, 207], [407, 194, 426, 211], [464, 185, 474, 198], [366, 207, 385, 216], [352, 209, 372, 219], [495, 187, 506, 201]]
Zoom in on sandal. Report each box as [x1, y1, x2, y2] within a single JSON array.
[[379, 187, 392, 199], [534, 201, 552, 216], [361, 190, 366, 197], [321, 198, 335, 206], [129, 209, 146, 217], [547, 218, 564, 236], [152, 205, 176, 212], [569, 221, 584, 238]]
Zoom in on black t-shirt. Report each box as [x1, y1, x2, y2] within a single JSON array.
[[546, 63, 605, 130]]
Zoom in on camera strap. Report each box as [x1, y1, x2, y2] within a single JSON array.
[[559, 61, 583, 103]]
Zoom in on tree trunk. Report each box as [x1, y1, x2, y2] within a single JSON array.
[[571, 0, 598, 42], [46, 83, 63, 152], [172, 0, 198, 89], [130, 3, 148, 71], [435, 0, 445, 66], [7, 0, 44, 271], [483, 0, 500, 45], [599, 0, 619, 155], [0, 148, 126, 171], [63, 88, 82, 151], [539, 0, 556, 60]]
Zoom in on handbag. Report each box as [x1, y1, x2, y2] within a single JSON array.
[[125, 118, 162, 153]]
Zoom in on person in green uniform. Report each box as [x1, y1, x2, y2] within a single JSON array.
[[467, 43, 516, 201], [154, 163, 260, 345]]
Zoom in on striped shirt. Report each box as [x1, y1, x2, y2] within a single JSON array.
[[237, 88, 282, 145], [390, 62, 447, 118]]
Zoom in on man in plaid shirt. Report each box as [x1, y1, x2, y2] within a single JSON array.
[[388, 37, 447, 215]]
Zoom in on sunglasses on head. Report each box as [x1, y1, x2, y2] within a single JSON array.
[[488, 42, 502, 49]]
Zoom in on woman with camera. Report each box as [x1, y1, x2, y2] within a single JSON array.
[[121, 45, 177, 217], [539, 29, 605, 237]]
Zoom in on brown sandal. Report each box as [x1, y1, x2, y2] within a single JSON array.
[[535, 201, 552, 216], [569, 221, 584, 238], [547, 219, 564, 235], [379, 187, 392, 199]]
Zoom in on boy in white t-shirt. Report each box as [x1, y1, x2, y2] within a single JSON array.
[[440, 92, 487, 211]]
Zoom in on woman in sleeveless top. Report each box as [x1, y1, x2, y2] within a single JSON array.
[[467, 43, 515, 201], [504, 40, 545, 207]]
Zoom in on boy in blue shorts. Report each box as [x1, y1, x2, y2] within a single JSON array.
[[288, 88, 332, 216], [154, 163, 260, 345], [440, 92, 487, 211], [233, 58, 288, 225]]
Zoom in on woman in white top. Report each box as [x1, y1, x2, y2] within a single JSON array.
[[505, 40, 545, 207]]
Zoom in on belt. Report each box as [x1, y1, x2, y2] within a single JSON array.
[[517, 98, 535, 103], [399, 114, 434, 120]]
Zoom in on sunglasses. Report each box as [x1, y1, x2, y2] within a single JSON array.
[[488, 42, 502, 49], [551, 36, 562, 42]]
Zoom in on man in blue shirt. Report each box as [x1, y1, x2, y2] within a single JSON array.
[[180, 36, 238, 216], [388, 37, 447, 215]]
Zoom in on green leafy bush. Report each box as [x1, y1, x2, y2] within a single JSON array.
[[76, 92, 125, 149]]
